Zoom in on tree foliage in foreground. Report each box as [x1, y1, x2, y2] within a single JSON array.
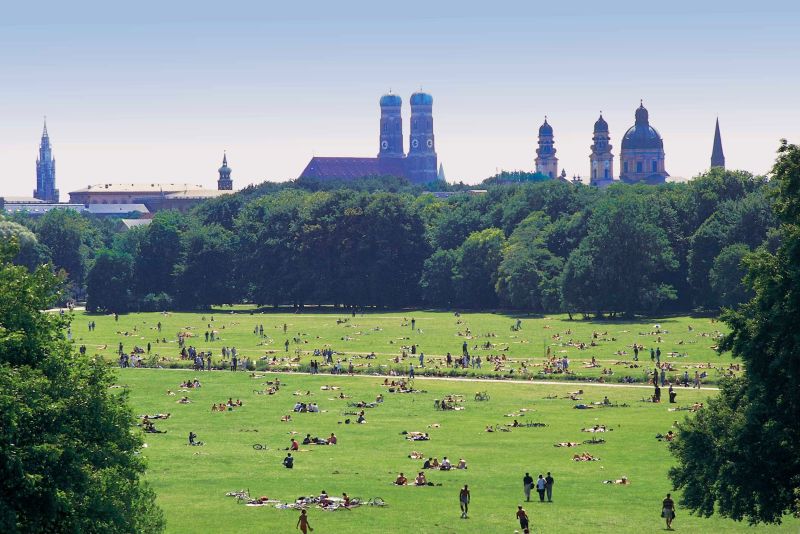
[[0, 241, 163, 533], [669, 140, 800, 524]]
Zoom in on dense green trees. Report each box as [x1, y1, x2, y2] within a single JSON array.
[[669, 141, 800, 524], [85, 250, 134, 313], [0, 240, 163, 532], [2, 165, 778, 313]]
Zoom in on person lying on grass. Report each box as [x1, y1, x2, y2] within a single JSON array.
[[572, 452, 599, 461], [395, 473, 408, 485], [555, 442, 579, 447], [405, 431, 429, 441], [603, 476, 629, 485], [582, 425, 610, 433], [177, 396, 191, 404], [141, 413, 171, 420]]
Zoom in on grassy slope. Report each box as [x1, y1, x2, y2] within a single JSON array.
[[76, 309, 738, 383], [121, 369, 796, 533]]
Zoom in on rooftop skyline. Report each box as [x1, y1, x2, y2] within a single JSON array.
[[1, 1, 799, 198]]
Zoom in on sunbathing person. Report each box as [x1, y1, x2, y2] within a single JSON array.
[[415, 472, 428, 486], [177, 396, 191, 404], [422, 458, 432, 469], [409, 451, 425, 460], [603, 476, 630, 485], [356, 411, 366, 424], [573, 452, 599, 461], [456, 458, 468, 470], [281, 415, 292, 422], [328, 433, 337, 445], [555, 442, 579, 447], [394, 473, 408, 486], [485, 425, 495, 432], [440, 457, 452, 470], [431, 458, 440, 468], [290, 439, 299, 451], [582, 425, 609, 433], [406, 431, 429, 441]]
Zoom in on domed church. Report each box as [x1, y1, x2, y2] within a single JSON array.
[[618, 101, 668, 184]]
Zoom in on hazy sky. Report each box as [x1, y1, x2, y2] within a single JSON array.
[[1, 1, 799, 199]]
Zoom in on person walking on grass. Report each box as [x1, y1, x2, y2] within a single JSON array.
[[297, 509, 313, 533], [545, 472, 554, 502], [523, 472, 533, 502], [662, 493, 676, 530], [516, 505, 530, 533], [459, 484, 470, 518], [536, 474, 546, 502]]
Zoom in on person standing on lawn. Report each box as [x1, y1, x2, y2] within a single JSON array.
[[516, 505, 530, 533], [662, 493, 676, 530], [459, 485, 470, 518], [297, 509, 313, 533], [536, 474, 546, 502], [523, 472, 533, 501], [545, 472, 554, 502]]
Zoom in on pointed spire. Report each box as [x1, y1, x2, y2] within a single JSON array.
[[711, 117, 725, 169], [42, 116, 49, 138], [222, 151, 228, 167]]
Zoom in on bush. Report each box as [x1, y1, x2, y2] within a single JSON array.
[[139, 293, 174, 312]]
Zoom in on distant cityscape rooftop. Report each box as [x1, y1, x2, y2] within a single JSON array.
[[71, 183, 205, 193]]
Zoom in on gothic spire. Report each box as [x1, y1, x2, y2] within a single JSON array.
[[42, 116, 48, 138], [711, 117, 725, 169]]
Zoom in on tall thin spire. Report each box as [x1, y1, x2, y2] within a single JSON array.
[[711, 117, 725, 169], [42, 116, 48, 137]]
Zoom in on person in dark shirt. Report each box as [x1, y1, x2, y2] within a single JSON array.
[[545, 472, 554, 502], [516, 506, 530, 533], [523, 472, 533, 501], [283, 453, 294, 469]]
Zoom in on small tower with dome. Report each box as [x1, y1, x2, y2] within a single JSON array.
[[535, 117, 558, 179], [619, 101, 668, 184], [590, 114, 615, 186], [217, 152, 233, 190]]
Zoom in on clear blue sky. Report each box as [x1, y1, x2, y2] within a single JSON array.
[[1, 1, 798, 198]]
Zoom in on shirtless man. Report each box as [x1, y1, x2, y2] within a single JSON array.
[[459, 485, 471, 518], [296, 509, 313, 533]]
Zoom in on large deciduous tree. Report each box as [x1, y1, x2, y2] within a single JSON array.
[[0, 240, 163, 533], [669, 140, 800, 524]]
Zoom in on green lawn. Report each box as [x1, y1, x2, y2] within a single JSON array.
[[119, 369, 797, 533], [74, 309, 738, 384]]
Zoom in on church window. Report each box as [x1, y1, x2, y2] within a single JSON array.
[[624, 161, 628, 173], [636, 161, 643, 173], [652, 160, 658, 173], [604, 168, 609, 179]]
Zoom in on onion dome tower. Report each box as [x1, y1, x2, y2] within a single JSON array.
[[589, 114, 614, 185], [217, 152, 233, 190], [619, 101, 668, 184], [378, 93, 404, 159], [535, 117, 558, 179], [406, 91, 437, 184]]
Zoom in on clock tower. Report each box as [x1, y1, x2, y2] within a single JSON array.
[[378, 93, 404, 159], [406, 91, 437, 184]]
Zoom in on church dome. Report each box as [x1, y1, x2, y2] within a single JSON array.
[[410, 92, 433, 106], [539, 118, 553, 136], [380, 93, 402, 107], [621, 103, 663, 150], [594, 114, 608, 132], [218, 163, 231, 174]]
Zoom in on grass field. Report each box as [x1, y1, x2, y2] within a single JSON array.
[[73, 309, 739, 384], [120, 368, 797, 533]]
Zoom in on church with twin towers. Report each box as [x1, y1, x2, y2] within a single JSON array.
[[535, 101, 725, 186], [299, 91, 441, 184]]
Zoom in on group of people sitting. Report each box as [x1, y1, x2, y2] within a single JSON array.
[[394, 472, 433, 486], [293, 402, 320, 413], [140, 415, 167, 433], [421, 456, 467, 470], [211, 398, 243, 412], [297, 433, 338, 446], [179, 379, 202, 388]]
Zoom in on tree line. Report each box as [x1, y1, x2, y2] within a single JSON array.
[[0, 167, 776, 315]]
